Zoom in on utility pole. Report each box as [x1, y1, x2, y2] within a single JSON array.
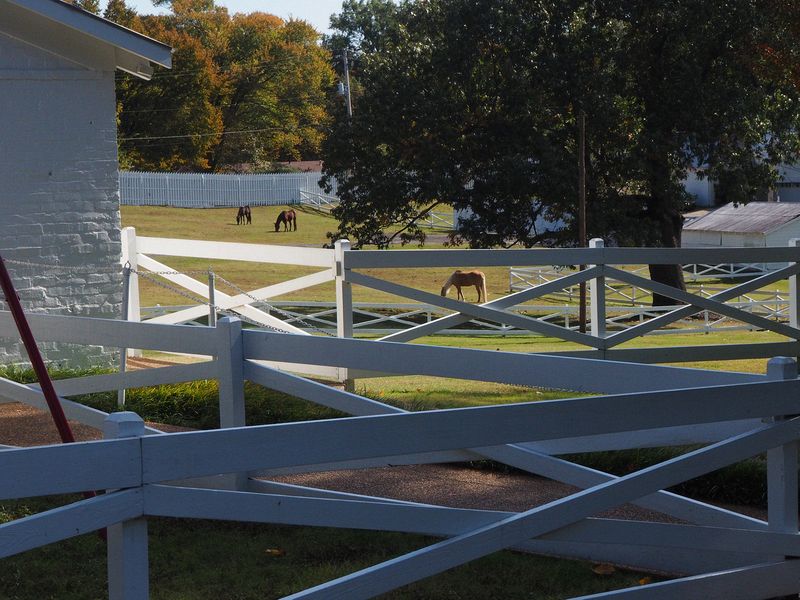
[[341, 49, 353, 118], [578, 111, 588, 333]]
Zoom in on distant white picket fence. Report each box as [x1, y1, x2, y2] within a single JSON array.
[[1, 309, 800, 598], [119, 171, 338, 207]]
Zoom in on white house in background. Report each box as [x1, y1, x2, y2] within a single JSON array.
[[0, 0, 170, 366], [683, 201, 800, 250], [683, 164, 800, 207]]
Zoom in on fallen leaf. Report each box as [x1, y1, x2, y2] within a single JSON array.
[[638, 577, 652, 585], [265, 548, 286, 557], [591, 563, 616, 576]]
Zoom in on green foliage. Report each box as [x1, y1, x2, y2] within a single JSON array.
[[322, 0, 800, 255], [111, 0, 335, 171]]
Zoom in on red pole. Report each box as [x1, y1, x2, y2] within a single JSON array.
[[0, 255, 75, 443]]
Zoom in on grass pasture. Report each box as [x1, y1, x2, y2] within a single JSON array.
[[1, 206, 785, 598]]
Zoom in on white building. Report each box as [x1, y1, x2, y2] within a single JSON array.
[[0, 0, 170, 365], [683, 202, 800, 249]]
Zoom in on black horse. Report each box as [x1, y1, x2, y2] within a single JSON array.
[[274, 209, 297, 231], [236, 205, 252, 225]]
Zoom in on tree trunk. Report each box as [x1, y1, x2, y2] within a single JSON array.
[[647, 198, 687, 307], [644, 153, 687, 307]]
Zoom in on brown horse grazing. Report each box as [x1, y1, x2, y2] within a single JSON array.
[[236, 205, 252, 225], [274, 209, 297, 231], [441, 270, 487, 303]]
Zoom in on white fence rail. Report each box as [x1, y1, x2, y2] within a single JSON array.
[[1, 308, 799, 598], [122, 231, 800, 372], [120, 171, 338, 207]]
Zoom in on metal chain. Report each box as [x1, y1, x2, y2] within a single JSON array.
[[2, 258, 120, 273], [130, 267, 291, 334], [213, 273, 337, 337]]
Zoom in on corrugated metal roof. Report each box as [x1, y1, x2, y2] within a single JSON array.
[[683, 202, 800, 234]]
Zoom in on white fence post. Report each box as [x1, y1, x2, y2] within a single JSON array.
[[120, 227, 142, 357], [216, 316, 247, 489], [767, 357, 799, 538], [789, 239, 800, 369], [118, 263, 131, 409], [208, 269, 217, 328], [105, 412, 148, 600], [589, 238, 606, 340], [335, 239, 354, 392]]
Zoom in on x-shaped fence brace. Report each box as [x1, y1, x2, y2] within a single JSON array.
[[345, 262, 800, 348], [136, 253, 334, 334]]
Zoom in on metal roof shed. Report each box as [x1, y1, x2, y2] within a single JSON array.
[[683, 202, 800, 249]]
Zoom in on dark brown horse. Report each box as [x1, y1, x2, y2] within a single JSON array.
[[274, 209, 297, 231], [236, 205, 252, 225]]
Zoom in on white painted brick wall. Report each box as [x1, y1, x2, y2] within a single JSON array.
[[0, 32, 122, 367]]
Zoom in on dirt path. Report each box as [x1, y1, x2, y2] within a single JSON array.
[[0, 402, 766, 523]]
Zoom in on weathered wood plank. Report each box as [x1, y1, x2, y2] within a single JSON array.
[[573, 561, 800, 600], [0, 311, 215, 354], [0, 490, 142, 558], [347, 271, 604, 348], [243, 331, 762, 393], [0, 377, 111, 430], [282, 419, 800, 599], [136, 236, 334, 267], [35, 362, 215, 396], [144, 269, 333, 326], [141, 382, 800, 482], [548, 342, 800, 364], [0, 438, 140, 499], [344, 246, 800, 269], [379, 266, 602, 343]]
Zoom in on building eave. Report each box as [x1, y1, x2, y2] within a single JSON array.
[[1, 0, 171, 79]]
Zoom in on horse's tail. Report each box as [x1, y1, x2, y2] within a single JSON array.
[[480, 273, 488, 303]]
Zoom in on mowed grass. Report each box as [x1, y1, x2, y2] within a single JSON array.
[[25, 205, 772, 598], [121, 205, 515, 305], [0, 496, 652, 600]]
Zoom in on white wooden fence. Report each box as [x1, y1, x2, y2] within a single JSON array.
[[121, 231, 800, 374], [120, 171, 338, 207], [1, 308, 800, 598]]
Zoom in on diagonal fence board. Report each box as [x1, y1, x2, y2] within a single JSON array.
[[143, 486, 795, 558], [137, 254, 308, 334], [141, 381, 800, 482], [603, 263, 800, 347], [379, 266, 603, 342], [243, 330, 763, 394], [604, 266, 800, 343], [572, 561, 800, 600], [0, 489, 142, 559], [0, 376, 117, 431], [346, 270, 603, 348], [244, 360, 765, 529], [283, 419, 800, 599], [144, 268, 334, 326]]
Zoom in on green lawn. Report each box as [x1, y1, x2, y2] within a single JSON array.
[[9, 205, 767, 598]]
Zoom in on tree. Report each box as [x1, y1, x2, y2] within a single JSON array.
[[113, 0, 334, 171], [209, 14, 334, 169], [321, 0, 800, 302]]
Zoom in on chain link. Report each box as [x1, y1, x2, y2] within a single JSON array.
[[213, 273, 337, 337], [2, 258, 121, 273], [130, 267, 301, 334]]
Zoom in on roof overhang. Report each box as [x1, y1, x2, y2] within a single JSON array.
[[0, 0, 171, 79]]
